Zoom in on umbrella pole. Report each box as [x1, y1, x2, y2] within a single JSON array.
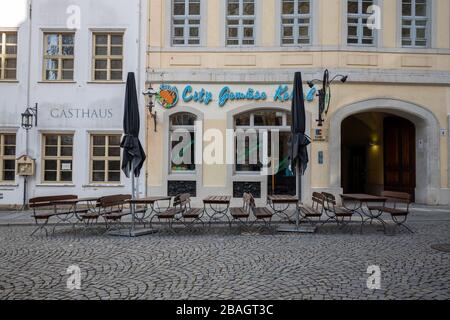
[[131, 162, 136, 234], [296, 165, 300, 229]]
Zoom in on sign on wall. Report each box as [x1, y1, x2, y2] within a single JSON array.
[[155, 84, 317, 109]]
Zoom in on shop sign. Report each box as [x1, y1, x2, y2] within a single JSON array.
[[155, 84, 317, 109]]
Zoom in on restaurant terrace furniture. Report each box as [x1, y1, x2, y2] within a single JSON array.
[[179, 194, 205, 230], [322, 192, 364, 234], [78, 194, 131, 233], [203, 196, 232, 228], [149, 194, 186, 232], [366, 191, 413, 234], [298, 192, 325, 225], [248, 193, 274, 231], [340, 193, 388, 234], [267, 195, 299, 222], [230, 193, 253, 231], [29, 195, 88, 236], [128, 196, 173, 227]]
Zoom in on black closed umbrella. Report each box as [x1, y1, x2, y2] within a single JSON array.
[[119, 72, 146, 235], [121, 72, 146, 178], [289, 72, 311, 177]]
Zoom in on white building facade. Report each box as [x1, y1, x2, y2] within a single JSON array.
[[0, 0, 148, 207]]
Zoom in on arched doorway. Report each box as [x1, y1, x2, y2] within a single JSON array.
[[329, 99, 440, 205], [341, 113, 416, 201]]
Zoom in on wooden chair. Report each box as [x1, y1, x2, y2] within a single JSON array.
[[298, 192, 325, 225], [248, 193, 273, 231], [179, 194, 205, 230], [29, 195, 87, 236], [78, 194, 131, 233], [230, 193, 252, 231], [149, 194, 184, 232], [368, 191, 413, 234], [322, 192, 363, 233]]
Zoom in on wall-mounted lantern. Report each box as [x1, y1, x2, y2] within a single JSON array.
[[143, 86, 158, 132], [21, 103, 38, 130]]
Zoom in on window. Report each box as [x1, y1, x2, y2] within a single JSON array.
[[170, 113, 197, 173], [42, 134, 73, 183], [43, 33, 75, 81], [90, 134, 121, 183], [281, 0, 311, 45], [226, 0, 255, 46], [234, 110, 291, 172], [0, 134, 16, 182], [401, 0, 430, 47], [93, 33, 124, 81], [172, 0, 201, 45], [0, 32, 17, 80], [347, 0, 375, 45]]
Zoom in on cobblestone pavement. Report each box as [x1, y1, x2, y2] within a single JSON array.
[[0, 220, 449, 300]]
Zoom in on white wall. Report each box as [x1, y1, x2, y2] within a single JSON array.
[[0, 0, 148, 206]]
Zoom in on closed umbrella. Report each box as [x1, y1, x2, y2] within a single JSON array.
[[279, 71, 313, 233], [111, 72, 147, 237]]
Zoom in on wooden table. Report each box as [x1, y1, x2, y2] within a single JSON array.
[[267, 195, 299, 222], [203, 196, 231, 227], [341, 194, 388, 232]]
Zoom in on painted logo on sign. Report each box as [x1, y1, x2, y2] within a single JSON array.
[[156, 85, 179, 109]]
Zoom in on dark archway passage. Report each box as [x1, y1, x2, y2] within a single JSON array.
[[341, 112, 416, 200]]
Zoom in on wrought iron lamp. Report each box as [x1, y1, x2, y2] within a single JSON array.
[[308, 70, 348, 127], [143, 86, 158, 132], [21, 103, 38, 130]]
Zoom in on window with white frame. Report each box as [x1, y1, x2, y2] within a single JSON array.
[[0, 32, 17, 80], [226, 0, 255, 46], [170, 113, 197, 173], [93, 33, 124, 81], [90, 134, 121, 183], [234, 110, 292, 173], [0, 133, 16, 182], [43, 33, 75, 81], [172, 0, 201, 45], [401, 0, 430, 47], [347, 0, 375, 45], [281, 0, 311, 45], [42, 134, 73, 183]]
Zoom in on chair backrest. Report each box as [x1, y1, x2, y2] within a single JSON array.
[[29, 195, 78, 208], [242, 193, 254, 212], [311, 192, 325, 210], [322, 192, 336, 204], [99, 194, 132, 208], [174, 193, 191, 209]]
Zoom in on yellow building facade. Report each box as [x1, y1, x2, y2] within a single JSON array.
[[145, 0, 450, 206]]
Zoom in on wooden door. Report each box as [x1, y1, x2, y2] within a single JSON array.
[[384, 117, 416, 201]]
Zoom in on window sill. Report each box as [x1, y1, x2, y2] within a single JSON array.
[[38, 81, 77, 84], [0, 80, 19, 83], [87, 81, 125, 84], [82, 184, 125, 188], [36, 183, 76, 187], [0, 183, 19, 189]]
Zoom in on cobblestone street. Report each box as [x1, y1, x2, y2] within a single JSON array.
[[0, 211, 449, 300]]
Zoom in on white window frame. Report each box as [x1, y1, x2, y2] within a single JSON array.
[[0, 133, 16, 183], [226, 0, 256, 46], [169, 112, 198, 174], [401, 0, 431, 48], [234, 110, 291, 175], [0, 31, 18, 81], [42, 32, 75, 81], [92, 32, 124, 82], [41, 133, 74, 183], [90, 134, 122, 184], [171, 0, 201, 46], [346, 0, 376, 46], [280, 0, 312, 46]]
